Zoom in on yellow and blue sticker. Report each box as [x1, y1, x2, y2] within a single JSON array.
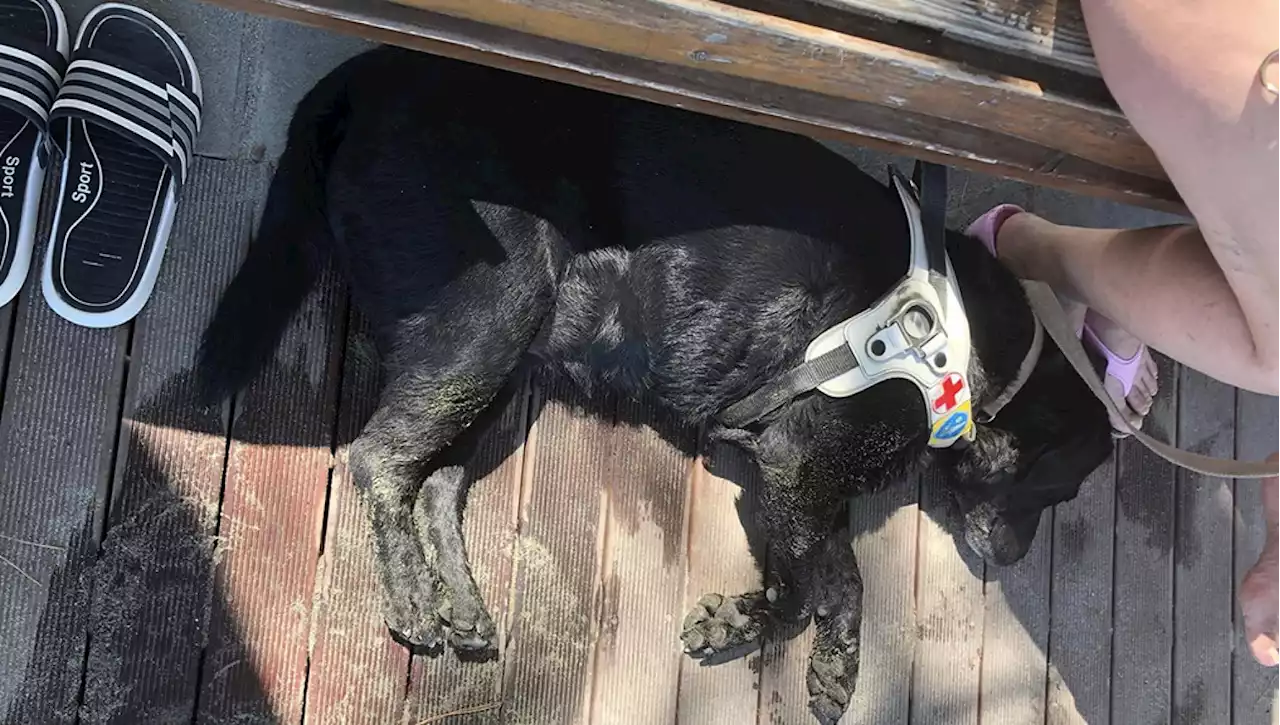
[[927, 372, 974, 447], [929, 399, 974, 446]]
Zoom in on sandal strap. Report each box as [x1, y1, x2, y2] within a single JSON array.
[[49, 47, 201, 185], [1081, 324, 1145, 397], [0, 30, 66, 131]]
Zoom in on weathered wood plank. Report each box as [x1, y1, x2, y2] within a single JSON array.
[[195, 275, 347, 724], [1031, 186, 1163, 725], [846, 482, 918, 724], [979, 512, 1052, 725], [949, 162, 1049, 724], [810, 0, 1098, 77], [755, 484, 927, 725], [404, 379, 530, 725], [756, 615, 815, 725], [676, 445, 763, 725], [385, 0, 1159, 182], [0, 214, 129, 721], [1172, 368, 1235, 725], [77, 158, 265, 724], [1110, 355, 1178, 725], [910, 472, 984, 725], [1046, 452, 1117, 725], [204, 0, 1181, 211], [1232, 391, 1279, 725], [303, 316, 409, 725], [498, 382, 609, 725], [590, 402, 696, 725]]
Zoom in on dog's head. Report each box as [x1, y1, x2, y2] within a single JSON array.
[[708, 185, 1113, 568], [939, 339, 1113, 566], [904, 229, 1112, 566]]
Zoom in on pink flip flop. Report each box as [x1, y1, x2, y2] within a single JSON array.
[[966, 205, 1150, 431], [1081, 324, 1146, 399]]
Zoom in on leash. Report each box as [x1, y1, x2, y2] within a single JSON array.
[[716, 158, 1276, 479], [1022, 280, 1278, 479]]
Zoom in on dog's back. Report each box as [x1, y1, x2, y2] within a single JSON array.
[[199, 47, 911, 417]]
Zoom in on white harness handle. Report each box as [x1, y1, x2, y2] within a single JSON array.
[[804, 169, 976, 447]]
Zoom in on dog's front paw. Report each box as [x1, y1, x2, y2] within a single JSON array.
[[680, 592, 767, 659], [806, 609, 860, 725], [436, 592, 497, 655]]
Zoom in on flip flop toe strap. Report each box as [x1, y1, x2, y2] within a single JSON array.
[[0, 31, 66, 130], [48, 48, 201, 185], [1082, 325, 1144, 397]]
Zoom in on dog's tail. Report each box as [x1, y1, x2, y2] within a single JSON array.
[[195, 56, 357, 405]]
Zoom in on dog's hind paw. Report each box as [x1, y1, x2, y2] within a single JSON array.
[[385, 610, 445, 653], [379, 575, 448, 653], [436, 595, 498, 655], [806, 612, 859, 725], [680, 592, 767, 659]]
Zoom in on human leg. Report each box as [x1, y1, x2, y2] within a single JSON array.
[[974, 0, 1277, 396]]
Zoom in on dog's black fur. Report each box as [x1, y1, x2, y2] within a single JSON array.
[[197, 47, 1112, 723]]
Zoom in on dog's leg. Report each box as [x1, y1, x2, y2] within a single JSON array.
[[680, 492, 833, 659], [680, 506, 862, 725], [807, 526, 862, 725], [409, 379, 524, 655], [349, 367, 513, 652], [409, 464, 496, 653]]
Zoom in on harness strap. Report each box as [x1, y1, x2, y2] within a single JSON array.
[[717, 161, 956, 431], [914, 161, 949, 284], [1023, 279, 1278, 478], [717, 345, 859, 428], [977, 314, 1044, 423]]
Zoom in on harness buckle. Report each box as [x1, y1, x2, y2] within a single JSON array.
[[863, 298, 948, 372]]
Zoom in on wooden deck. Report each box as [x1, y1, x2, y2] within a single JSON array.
[[0, 5, 1276, 723], [0, 155, 1275, 725], [209, 0, 1184, 211]]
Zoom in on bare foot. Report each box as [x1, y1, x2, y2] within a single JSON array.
[[1244, 543, 1280, 666], [1083, 309, 1157, 432]]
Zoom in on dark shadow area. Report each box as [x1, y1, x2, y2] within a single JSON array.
[[3, 371, 271, 725], [3, 514, 95, 724]]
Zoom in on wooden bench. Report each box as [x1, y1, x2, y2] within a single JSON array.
[[208, 0, 1182, 212]]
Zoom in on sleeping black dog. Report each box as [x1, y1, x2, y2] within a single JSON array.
[[197, 47, 1111, 723]]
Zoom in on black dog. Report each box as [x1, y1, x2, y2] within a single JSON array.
[[197, 47, 1111, 723]]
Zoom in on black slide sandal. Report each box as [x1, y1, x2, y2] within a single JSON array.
[[41, 2, 201, 327], [0, 0, 67, 307]]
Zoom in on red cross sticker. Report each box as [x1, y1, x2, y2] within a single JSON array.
[[931, 373, 966, 414]]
